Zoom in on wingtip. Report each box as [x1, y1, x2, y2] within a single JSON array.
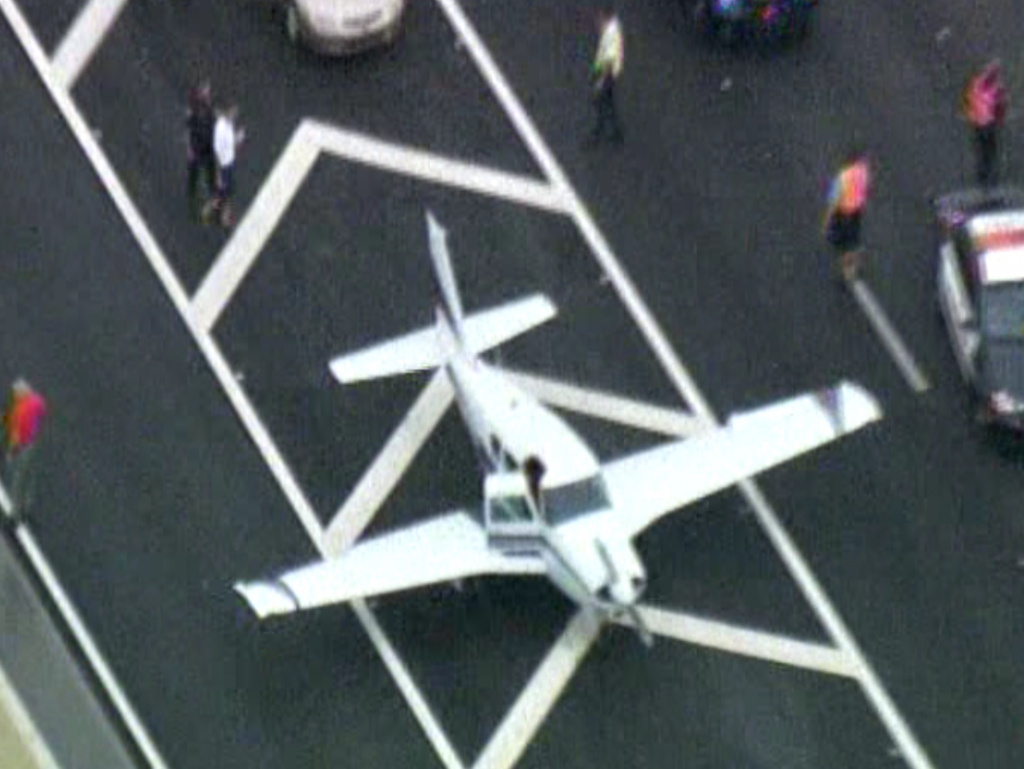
[[831, 380, 884, 432], [233, 580, 300, 620]]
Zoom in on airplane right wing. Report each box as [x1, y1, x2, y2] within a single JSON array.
[[234, 512, 545, 619], [601, 381, 882, 540]]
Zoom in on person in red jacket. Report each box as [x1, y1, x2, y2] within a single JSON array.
[[2, 379, 47, 523], [962, 60, 1008, 186]]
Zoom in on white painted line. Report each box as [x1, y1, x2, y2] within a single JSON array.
[[473, 610, 600, 769], [0, 514, 171, 769], [437, 2, 937, 768], [504, 368, 708, 438], [737, 480, 934, 769], [190, 129, 319, 332], [305, 121, 569, 215], [619, 605, 857, 678], [0, 661, 61, 769], [352, 599, 465, 769], [7, 3, 466, 763], [50, 0, 130, 90], [323, 371, 454, 557], [850, 279, 931, 393]]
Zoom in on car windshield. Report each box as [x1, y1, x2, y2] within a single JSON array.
[[981, 282, 1024, 339], [543, 477, 611, 524]]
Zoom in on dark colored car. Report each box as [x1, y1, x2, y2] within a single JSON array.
[[935, 187, 1024, 430], [691, 0, 816, 44]]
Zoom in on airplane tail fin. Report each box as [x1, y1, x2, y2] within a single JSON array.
[[426, 211, 467, 342], [329, 213, 557, 385]]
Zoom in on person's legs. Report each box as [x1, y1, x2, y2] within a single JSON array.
[[218, 164, 236, 229], [976, 126, 997, 186], [606, 79, 623, 143]]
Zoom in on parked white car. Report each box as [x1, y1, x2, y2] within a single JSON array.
[[285, 0, 406, 55]]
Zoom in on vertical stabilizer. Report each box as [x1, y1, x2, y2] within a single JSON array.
[[426, 211, 467, 341]]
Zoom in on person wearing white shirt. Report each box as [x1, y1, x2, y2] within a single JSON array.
[[205, 104, 245, 228]]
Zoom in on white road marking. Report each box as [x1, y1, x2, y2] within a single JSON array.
[[849, 279, 931, 393], [0, 660, 61, 769], [306, 121, 569, 215], [436, 2, 937, 768], [473, 610, 600, 769], [50, 0, 129, 90], [323, 371, 454, 557], [192, 120, 568, 333], [0, 477, 169, 769], [352, 599, 465, 769], [191, 129, 319, 332], [504, 368, 708, 438], [6, 0, 937, 764], [617, 606, 858, 678], [2, 6, 447, 768]]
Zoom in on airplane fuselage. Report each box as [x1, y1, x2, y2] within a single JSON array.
[[436, 312, 648, 611]]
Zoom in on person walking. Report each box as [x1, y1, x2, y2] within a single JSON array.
[[204, 103, 245, 230], [823, 149, 871, 282], [962, 60, 1008, 187], [2, 379, 47, 524], [186, 80, 216, 220], [588, 7, 624, 145]]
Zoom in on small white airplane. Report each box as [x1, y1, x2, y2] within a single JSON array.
[[234, 212, 881, 643]]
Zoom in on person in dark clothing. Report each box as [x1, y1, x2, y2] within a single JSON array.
[[588, 8, 625, 145], [186, 81, 216, 218]]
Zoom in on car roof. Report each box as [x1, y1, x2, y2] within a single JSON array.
[[970, 210, 1024, 285]]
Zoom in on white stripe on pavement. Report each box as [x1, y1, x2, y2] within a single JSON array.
[[353, 600, 465, 769], [4, 3, 454, 766], [504, 368, 708, 438], [50, 0, 129, 89], [323, 371, 454, 557], [435, 2, 937, 768], [473, 611, 600, 769], [621, 605, 858, 678], [850, 278, 931, 393], [190, 128, 319, 332], [305, 121, 569, 214]]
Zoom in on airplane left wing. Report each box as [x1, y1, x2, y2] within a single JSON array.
[[601, 381, 881, 540], [234, 512, 545, 619]]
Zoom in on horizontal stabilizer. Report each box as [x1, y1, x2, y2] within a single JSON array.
[[330, 325, 443, 384], [234, 512, 545, 619], [329, 294, 557, 385], [602, 381, 882, 539]]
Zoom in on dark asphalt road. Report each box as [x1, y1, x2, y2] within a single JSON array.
[[4, 0, 1024, 768]]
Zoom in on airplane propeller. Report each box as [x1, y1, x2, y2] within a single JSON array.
[[594, 540, 654, 647]]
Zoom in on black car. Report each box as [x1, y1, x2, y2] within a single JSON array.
[[935, 187, 1024, 430], [692, 0, 816, 44]]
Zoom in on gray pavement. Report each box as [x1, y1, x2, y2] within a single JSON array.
[[4, 1, 1024, 769]]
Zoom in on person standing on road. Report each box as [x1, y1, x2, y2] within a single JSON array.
[[2, 379, 47, 525], [962, 60, 1008, 187], [204, 103, 245, 230], [588, 7, 624, 146], [186, 81, 216, 220], [823, 149, 871, 282]]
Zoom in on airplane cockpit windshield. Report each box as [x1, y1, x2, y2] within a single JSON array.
[[543, 477, 611, 524]]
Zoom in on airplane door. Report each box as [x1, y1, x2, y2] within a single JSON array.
[[484, 473, 544, 552]]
